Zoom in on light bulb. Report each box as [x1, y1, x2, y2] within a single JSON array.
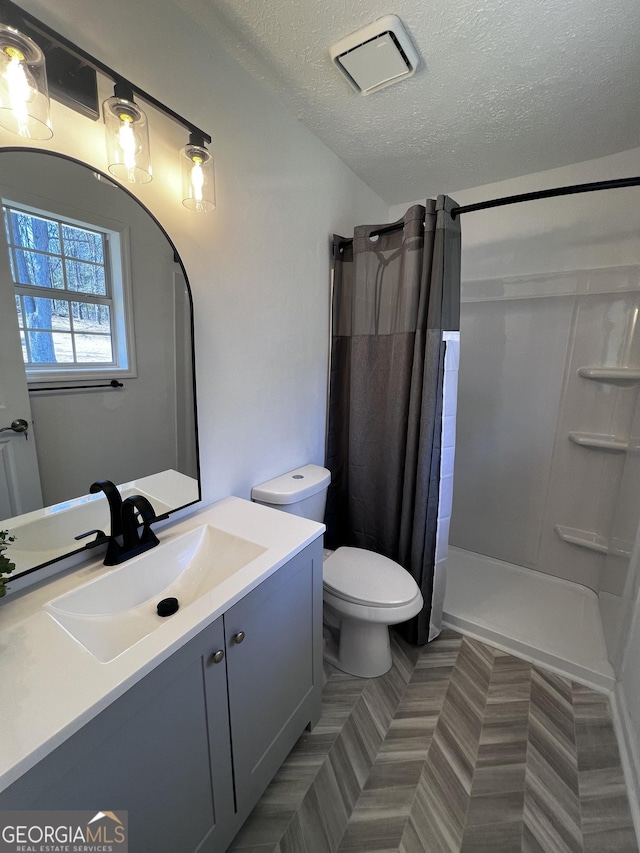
[[3, 46, 36, 136], [102, 87, 152, 184], [115, 112, 141, 178], [0, 25, 52, 140], [189, 156, 205, 203], [181, 134, 215, 212]]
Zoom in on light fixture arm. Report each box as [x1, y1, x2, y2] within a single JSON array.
[[188, 130, 207, 149], [113, 80, 135, 103], [0, 0, 211, 143]]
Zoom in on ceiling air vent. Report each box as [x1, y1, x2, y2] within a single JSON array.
[[330, 15, 420, 95]]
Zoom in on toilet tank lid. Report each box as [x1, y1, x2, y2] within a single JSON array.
[[251, 464, 331, 505]]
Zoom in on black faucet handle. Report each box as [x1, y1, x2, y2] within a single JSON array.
[[122, 494, 156, 522], [121, 494, 163, 549], [75, 528, 109, 548], [122, 497, 169, 524]]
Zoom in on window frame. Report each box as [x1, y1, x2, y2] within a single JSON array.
[[1, 189, 137, 387]]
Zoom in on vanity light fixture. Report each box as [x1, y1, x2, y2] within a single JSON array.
[[103, 82, 152, 184], [181, 131, 215, 212], [0, 0, 214, 207], [0, 22, 52, 139]]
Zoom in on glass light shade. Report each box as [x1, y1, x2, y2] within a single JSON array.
[[181, 136, 215, 212], [102, 90, 152, 184], [0, 24, 52, 140]]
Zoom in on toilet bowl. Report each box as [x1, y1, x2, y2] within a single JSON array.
[[251, 464, 423, 678], [323, 546, 423, 677]]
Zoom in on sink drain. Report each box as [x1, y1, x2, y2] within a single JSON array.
[[157, 597, 179, 617]]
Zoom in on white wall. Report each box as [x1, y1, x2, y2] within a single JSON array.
[[1, 0, 388, 514], [621, 581, 640, 776], [599, 389, 640, 661]]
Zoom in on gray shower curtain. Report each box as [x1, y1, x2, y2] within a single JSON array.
[[325, 196, 461, 645]]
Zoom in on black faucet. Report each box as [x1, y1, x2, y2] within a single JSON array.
[[90, 479, 123, 539], [76, 480, 167, 566]]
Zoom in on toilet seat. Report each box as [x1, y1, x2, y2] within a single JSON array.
[[323, 546, 418, 608]]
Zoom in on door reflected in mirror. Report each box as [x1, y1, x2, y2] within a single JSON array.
[[0, 149, 200, 577]]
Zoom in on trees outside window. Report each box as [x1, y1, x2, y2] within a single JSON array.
[[2, 202, 132, 381]]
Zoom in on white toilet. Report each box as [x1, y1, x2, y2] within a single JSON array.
[[251, 464, 423, 678]]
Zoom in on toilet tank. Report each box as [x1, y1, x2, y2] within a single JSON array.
[[251, 464, 331, 521]]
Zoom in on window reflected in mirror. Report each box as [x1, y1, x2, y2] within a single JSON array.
[[4, 200, 133, 381]]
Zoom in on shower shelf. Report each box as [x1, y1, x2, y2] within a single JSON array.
[[567, 432, 628, 452], [577, 366, 640, 383], [554, 524, 609, 554]]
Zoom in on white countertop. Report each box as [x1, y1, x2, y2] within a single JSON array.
[[0, 497, 324, 793]]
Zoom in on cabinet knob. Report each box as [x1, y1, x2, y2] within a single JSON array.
[[211, 649, 225, 664], [232, 631, 246, 645]]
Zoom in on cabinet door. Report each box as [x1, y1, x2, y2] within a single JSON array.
[[0, 618, 234, 853], [224, 542, 322, 812]]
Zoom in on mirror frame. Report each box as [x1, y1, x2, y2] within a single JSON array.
[[1, 147, 201, 581]]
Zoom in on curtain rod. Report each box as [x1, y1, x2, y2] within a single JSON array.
[[450, 175, 640, 219], [335, 176, 640, 251]]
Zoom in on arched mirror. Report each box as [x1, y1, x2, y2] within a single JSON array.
[[0, 149, 200, 578]]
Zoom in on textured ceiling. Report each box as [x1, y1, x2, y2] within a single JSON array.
[[174, 0, 640, 203]]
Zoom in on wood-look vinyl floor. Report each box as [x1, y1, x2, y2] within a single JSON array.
[[228, 629, 638, 853]]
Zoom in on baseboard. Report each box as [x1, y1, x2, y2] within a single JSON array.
[[611, 683, 640, 842]]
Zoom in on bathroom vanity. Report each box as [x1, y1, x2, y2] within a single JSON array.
[[0, 498, 324, 852]]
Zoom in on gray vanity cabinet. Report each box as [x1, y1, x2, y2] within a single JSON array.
[[224, 538, 322, 812], [0, 615, 234, 851], [0, 538, 323, 853]]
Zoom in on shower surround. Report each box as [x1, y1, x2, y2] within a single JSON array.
[[449, 264, 640, 665]]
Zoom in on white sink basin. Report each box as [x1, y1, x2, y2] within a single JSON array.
[[45, 525, 266, 662]]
